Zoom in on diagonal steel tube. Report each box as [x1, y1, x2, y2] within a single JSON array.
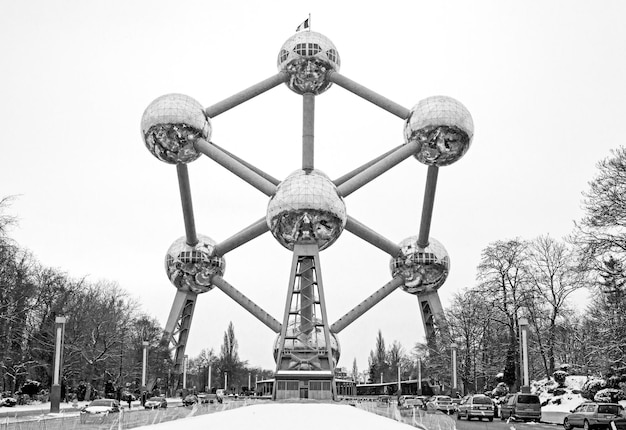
[[211, 275, 281, 333], [345, 216, 400, 257], [333, 144, 404, 187], [194, 138, 277, 196], [214, 217, 269, 256], [331, 276, 404, 333], [417, 165, 439, 248], [210, 142, 280, 186], [205, 72, 289, 118], [337, 141, 419, 197], [176, 164, 199, 246], [328, 72, 410, 119]]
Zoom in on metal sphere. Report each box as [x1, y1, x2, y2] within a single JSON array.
[[273, 322, 341, 367], [390, 236, 450, 294], [141, 93, 210, 164], [266, 169, 346, 251], [164, 235, 225, 294], [404, 96, 474, 166], [277, 31, 340, 95]]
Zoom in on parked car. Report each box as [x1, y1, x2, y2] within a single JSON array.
[[0, 397, 17, 407], [499, 393, 541, 421], [144, 396, 167, 409], [457, 394, 495, 421], [182, 394, 198, 406], [429, 395, 456, 414], [563, 402, 625, 430], [80, 399, 121, 423], [399, 395, 425, 409]]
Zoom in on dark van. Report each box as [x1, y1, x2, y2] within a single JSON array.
[[499, 393, 541, 421]]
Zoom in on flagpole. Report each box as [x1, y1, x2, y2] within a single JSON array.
[[308, 13, 311, 31]]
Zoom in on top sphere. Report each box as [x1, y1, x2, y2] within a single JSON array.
[[141, 93, 210, 165], [266, 169, 346, 251], [404, 96, 474, 166], [277, 31, 340, 95]]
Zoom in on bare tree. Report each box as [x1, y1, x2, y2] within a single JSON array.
[[525, 235, 589, 377], [573, 147, 626, 264], [475, 239, 532, 390]]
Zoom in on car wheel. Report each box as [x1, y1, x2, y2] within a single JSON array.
[[563, 418, 572, 430], [583, 420, 590, 430]]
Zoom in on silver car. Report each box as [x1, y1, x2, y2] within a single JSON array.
[[564, 403, 625, 430]]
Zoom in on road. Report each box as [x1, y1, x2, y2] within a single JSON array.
[[456, 416, 561, 430]]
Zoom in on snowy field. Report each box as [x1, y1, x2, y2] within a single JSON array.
[[139, 402, 415, 429]]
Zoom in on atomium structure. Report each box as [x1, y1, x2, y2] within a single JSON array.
[[141, 28, 473, 401]]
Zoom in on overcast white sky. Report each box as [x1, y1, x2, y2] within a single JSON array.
[[2, 1, 625, 374]]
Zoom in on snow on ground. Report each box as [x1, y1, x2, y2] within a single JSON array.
[[139, 402, 414, 429]]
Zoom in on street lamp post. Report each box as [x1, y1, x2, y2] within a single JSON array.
[[183, 355, 188, 390], [451, 343, 458, 394], [50, 316, 67, 413], [141, 341, 149, 389], [417, 357, 422, 395], [519, 318, 530, 392]]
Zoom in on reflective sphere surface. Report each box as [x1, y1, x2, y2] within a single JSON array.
[[267, 169, 346, 251], [390, 236, 450, 294], [277, 31, 340, 95], [141, 94, 210, 164], [165, 235, 225, 294], [273, 321, 341, 369], [404, 96, 473, 166]]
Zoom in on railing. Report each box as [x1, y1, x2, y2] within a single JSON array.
[[0, 398, 267, 430]]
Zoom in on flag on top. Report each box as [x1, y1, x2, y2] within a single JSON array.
[[296, 17, 310, 32]]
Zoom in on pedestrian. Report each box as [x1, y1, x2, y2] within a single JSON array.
[[127, 395, 132, 409]]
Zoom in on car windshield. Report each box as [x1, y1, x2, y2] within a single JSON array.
[[148, 397, 162, 402], [90, 400, 113, 407], [518, 395, 539, 404], [473, 396, 492, 404], [598, 405, 620, 414], [436, 397, 451, 403]]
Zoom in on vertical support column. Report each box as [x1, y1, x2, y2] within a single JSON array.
[[303, 93, 315, 171], [50, 316, 66, 414], [274, 241, 336, 401]]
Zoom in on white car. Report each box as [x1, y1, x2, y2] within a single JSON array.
[[80, 399, 121, 423]]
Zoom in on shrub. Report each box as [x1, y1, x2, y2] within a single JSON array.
[[582, 378, 606, 401], [594, 388, 626, 403], [553, 370, 568, 386], [20, 380, 41, 397]]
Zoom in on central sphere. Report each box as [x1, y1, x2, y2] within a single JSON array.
[[165, 235, 225, 294], [277, 31, 340, 95], [266, 169, 346, 251], [390, 236, 450, 294]]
